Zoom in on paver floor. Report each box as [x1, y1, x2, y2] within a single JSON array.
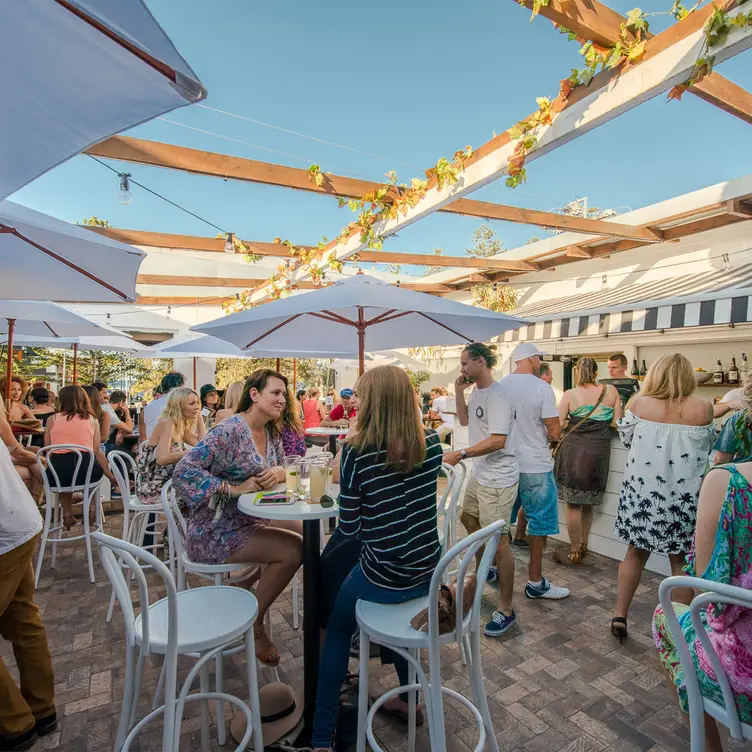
[[2, 513, 746, 752]]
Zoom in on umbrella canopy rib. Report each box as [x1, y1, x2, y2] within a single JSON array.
[[416, 312, 474, 342], [244, 313, 303, 349]]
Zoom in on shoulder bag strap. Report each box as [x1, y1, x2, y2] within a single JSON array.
[[554, 385, 608, 457]]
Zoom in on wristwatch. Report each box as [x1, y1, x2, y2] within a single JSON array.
[[460, 449, 468, 460]]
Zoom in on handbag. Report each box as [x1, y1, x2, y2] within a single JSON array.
[[552, 385, 608, 459]]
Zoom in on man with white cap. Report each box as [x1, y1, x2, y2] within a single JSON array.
[[498, 342, 569, 601]]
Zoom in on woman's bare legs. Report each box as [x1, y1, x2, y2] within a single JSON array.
[[615, 545, 650, 620], [566, 504, 583, 552], [228, 526, 303, 661], [59, 492, 75, 530], [581, 505, 595, 552], [668, 553, 694, 606], [14, 463, 32, 491]]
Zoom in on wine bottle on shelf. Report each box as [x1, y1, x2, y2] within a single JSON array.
[[741, 351, 748, 381], [713, 358, 725, 385], [640, 360, 647, 378], [728, 357, 740, 385], [631, 358, 639, 377]]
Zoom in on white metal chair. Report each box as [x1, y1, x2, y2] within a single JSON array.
[[658, 576, 752, 751], [35, 444, 103, 585], [94, 532, 263, 752], [356, 519, 505, 752], [106, 450, 172, 622], [160, 480, 279, 741]]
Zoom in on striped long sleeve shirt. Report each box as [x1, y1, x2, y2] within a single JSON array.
[[338, 430, 443, 590]]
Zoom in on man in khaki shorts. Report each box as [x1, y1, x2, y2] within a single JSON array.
[[444, 342, 519, 636]]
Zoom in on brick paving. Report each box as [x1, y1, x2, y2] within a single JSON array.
[[2, 511, 746, 752]]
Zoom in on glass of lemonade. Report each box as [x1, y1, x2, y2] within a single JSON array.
[[284, 456, 301, 496], [309, 457, 330, 503]]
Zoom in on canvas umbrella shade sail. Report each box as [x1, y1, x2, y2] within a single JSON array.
[[193, 275, 527, 374], [0, 302, 123, 399], [0, 0, 205, 200], [0, 201, 145, 302]]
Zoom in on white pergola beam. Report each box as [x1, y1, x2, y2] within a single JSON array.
[[249, 0, 752, 303]]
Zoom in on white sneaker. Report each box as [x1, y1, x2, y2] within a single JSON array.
[[525, 576, 570, 600]]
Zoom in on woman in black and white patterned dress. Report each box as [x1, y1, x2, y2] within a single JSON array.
[[611, 354, 714, 642]]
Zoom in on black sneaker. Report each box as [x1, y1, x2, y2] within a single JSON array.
[[35, 713, 57, 737], [0, 726, 37, 752], [512, 537, 529, 548]]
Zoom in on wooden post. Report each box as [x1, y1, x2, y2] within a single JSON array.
[[293, 359, 297, 391], [276, 358, 281, 372], [72, 343, 78, 384], [4, 319, 15, 403]]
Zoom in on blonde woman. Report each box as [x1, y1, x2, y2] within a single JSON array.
[[553, 358, 622, 566], [214, 380, 244, 424], [612, 354, 714, 642], [135, 387, 205, 504]]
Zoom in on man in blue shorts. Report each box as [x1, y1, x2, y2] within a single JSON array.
[[498, 343, 569, 600]]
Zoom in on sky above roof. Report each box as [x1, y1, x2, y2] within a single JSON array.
[[10, 0, 752, 276]]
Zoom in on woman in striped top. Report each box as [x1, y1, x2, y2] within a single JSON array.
[[311, 366, 443, 752]]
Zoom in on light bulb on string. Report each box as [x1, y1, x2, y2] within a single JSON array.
[[224, 233, 235, 254], [118, 173, 133, 205], [723, 253, 732, 272], [166, 306, 172, 319]]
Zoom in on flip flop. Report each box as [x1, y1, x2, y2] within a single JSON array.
[[369, 696, 424, 726]]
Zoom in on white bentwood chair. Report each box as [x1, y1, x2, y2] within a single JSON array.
[[94, 532, 263, 752], [356, 519, 505, 752], [106, 450, 172, 623], [658, 576, 752, 750], [35, 444, 104, 585]]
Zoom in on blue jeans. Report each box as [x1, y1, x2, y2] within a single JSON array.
[[518, 471, 559, 536], [311, 563, 429, 748]]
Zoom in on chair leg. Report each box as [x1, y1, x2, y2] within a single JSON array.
[[407, 648, 418, 752], [106, 587, 117, 623], [468, 630, 499, 752], [199, 660, 211, 752], [83, 493, 96, 583], [34, 492, 53, 587], [292, 571, 300, 630], [152, 658, 166, 711], [244, 627, 265, 752], [50, 493, 60, 570], [215, 652, 225, 746], [116, 643, 137, 752], [356, 629, 371, 752]]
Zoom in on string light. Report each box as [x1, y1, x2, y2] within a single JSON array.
[[224, 232, 235, 254], [723, 253, 733, 272], [118, 173, 132, 205]]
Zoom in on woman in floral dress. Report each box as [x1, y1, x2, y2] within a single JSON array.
[[653, 461, 752, 751], [136, 387, 204, 504], [172, 369, 303, 665], [612, 354, 715, 641]]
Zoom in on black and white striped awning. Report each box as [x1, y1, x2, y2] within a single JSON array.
[[503, 265, 752, 343]]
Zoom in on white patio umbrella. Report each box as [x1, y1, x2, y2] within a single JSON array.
[[0, 301, 122, 398], [0, 201, 146, 302], [331, 350, 429, 373], [193, 275, 527, 374], [0, 0, 206, 200]]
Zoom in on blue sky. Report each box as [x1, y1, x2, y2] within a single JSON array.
[[11, 0, 752, 266]]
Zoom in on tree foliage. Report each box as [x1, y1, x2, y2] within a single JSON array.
[[404, 369, 431, 390], [215, 358, 334, 392], [466, 225, 503, 258], [466, 225, 518, 313]]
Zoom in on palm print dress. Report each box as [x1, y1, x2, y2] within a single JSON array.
[[615, 410, 715, 553]]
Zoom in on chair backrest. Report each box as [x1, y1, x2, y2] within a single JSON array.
[[659, 575, 752, 743], [161, 480, 188, 589], [441, 460, 466, 549], [93, 531, 179, 750], [109, 450, 138, 506], [437, 463, 457, 519], [428, 517, 505, 646], [37, 444, 98, 494]]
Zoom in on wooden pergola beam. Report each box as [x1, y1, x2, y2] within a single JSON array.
[[88, 226, 539, 272], [86, 136, 661, 242], [519, 0, 752, 126], [138, 274, 268, 288]]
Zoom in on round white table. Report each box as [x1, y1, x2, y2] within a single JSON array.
[[305, 426, 344, 455], [237, 483, 339, 743]]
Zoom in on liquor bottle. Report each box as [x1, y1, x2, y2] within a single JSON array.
[[631, 358, 639, 377], [713, 358, 725, 385], [728, 357, 740, 385], [640, 360, 647, 377], [742, 351, 749, 381]]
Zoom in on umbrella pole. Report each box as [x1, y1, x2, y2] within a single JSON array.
[[276, 358, 281, 372], [293, 359, 297, 391], [193, 358, 197, 390], [5, 318, 15, 403], [357, 308, 366, 376], [72, 343, 78, 384]]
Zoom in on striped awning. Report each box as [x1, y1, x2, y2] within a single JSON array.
[[503, 264, 752, 342]]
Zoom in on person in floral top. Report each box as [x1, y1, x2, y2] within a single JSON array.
[[653, 461, 752, 751], [172, 369, 303, 666]]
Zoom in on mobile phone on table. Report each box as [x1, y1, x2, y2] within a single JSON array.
[[255, 492, 291, 505]]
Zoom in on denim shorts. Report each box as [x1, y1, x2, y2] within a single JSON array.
[[518, 472, 559, 536]]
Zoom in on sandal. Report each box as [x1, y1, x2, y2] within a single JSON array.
[[611, 617, 628, 644], [370, 696, 424, 726], [253, 627, 281, 667], [552, 548, 582, 566]]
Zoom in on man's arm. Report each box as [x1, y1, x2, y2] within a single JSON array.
[[544, 416, 561, 442], [541, 386, 561, 441], [454, 377, 471, 427]]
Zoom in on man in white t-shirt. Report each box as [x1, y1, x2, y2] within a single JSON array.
[[444, 342, 519, 636], [498, 342, 569, 601], [429, 388, 455, 442], [143, 371, 185, 440]]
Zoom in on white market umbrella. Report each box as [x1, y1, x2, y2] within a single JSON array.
[[194, 275, 527, 374], [0, 0, 206, 200], [0, 301, 121, 397], [0, 201, 146, 302]]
